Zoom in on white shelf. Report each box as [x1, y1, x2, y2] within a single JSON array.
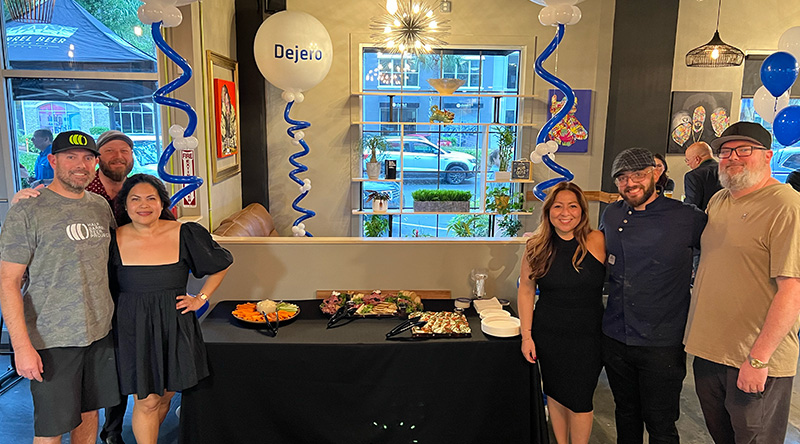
[[486, 179, 537, 183], [353, 121, 538, 127], [353, 210, 535, 216], [351, 178, 402, 182], [353, 91, 537, 98]]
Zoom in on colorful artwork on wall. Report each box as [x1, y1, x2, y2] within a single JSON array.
[[546, 89, 592, 153]]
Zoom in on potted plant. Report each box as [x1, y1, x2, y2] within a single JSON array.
[[361, 134, 388, 179], [497, 215, 523, 237], [485, 186, 524, 215], [365, 190, 390, 213], [446, 214, 489, 237], [412, 189, 472, 213], [363, 214, 389, 237], [493, 126, 516, 181]]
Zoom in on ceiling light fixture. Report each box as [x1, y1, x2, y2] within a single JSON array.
[[685, 0, 744, 67], [370, 1, 450, 55]]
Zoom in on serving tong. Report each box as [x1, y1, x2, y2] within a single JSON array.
[[385, 316, 426, 339], [326, 301, 358, 329], [258, 300, 283, 336]]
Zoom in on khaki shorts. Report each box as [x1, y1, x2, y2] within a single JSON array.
[[29, 334, 120, 437]]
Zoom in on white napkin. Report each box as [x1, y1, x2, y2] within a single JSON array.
[[472, 297, 502, 314]]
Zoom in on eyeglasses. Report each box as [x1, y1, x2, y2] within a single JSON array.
[[615, 167, 653, 186], [718, 146, 768, 159]]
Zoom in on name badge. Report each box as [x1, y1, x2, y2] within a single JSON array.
[[608, 254, 616, 265]]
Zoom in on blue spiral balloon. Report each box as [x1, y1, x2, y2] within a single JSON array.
[[532, 24, 576, 201], [284, 101, 316, 237], [151, 23, 204, 209]]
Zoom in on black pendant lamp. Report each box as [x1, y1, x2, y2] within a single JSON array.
[[685, 0, 744, 67]]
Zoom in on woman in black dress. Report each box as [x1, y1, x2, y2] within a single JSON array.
[[112, 174, 232, 444], [518, 182, 605, 444]]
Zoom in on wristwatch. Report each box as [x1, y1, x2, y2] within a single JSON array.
[[197, 292, 209, 302], [747, 354, 769, 369]]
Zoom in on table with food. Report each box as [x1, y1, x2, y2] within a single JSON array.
[[179, 290, 548, 444]]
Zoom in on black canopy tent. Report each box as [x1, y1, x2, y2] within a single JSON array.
[[5, 0, 158, 103]]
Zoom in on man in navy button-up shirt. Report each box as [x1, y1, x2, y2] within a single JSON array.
[[600, 148, 706, 444]]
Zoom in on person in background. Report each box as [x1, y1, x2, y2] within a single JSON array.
[[0, 131, 119, 443], [787, 169, 800, 192], [684, 122, 800, 443], [653, 153, 675, 197], [31, 129, 54, 186], [601, 148, 707, 444], [683, 141, 722, 211], [518, 181, 606, 444], [111, 174, 232, 444]]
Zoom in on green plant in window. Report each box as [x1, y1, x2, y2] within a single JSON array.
[[494, 126, 516, 172], [497, 215, 523, 237], [89, 126, 110, 135], [360, 134, 388, 163], [485, 186, 525, 215], [446, 214, 489, 237], [411, 189, 471, 201], [363, 215, 389, 237]]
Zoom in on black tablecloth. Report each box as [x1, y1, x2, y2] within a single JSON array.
[[180, 299, 548, 444]]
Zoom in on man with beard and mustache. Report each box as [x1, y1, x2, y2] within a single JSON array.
[[684, 122, 800, 443], [0, 130, 119, 443], [86, 131, 135, 210], [600, 147, 706, 444]]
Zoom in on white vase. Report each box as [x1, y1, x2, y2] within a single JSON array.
[[366, 162, 381, 179], [495, 171, 512, 182], [372, 199, 388, 213]]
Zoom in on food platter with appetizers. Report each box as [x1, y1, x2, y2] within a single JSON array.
[[320, 290, 424, 317], [231, 299, 300, 325]]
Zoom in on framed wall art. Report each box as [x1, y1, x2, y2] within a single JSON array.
[[668, 91, 732, 153], [206, 50, 241, 183], [546, 89, 592, 153]]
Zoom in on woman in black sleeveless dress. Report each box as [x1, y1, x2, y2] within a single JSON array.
[[518, 182, 606, 444]]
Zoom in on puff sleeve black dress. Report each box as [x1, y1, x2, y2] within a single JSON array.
[[111, 222, 233, 399], [532, 235, 605, 413]]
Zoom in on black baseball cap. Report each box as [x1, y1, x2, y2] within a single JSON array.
[[710, 122, 772, 151], [51, 130, 99, 156]]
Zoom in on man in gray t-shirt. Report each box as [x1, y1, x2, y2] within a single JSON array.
[[0, 130, 120, 441]]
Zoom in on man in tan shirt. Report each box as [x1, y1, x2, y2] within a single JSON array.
[[684, 122, 800, 443]]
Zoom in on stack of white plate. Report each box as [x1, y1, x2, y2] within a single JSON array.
[[481, 314, 521, 338]]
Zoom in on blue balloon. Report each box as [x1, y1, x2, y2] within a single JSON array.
[[760, 51, 799, 98], [773, 105, 800, 146]]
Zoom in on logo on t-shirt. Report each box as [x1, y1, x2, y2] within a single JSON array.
[[65, 223, 109, 241]]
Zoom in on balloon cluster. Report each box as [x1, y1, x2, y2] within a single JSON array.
[[531, 140, 559, 163], [253, 11, 334, 236], [149, 21, 204, 209], [137, 0, 198, 28], [755, 27, 800, 146], [532, 0, 583, 27]]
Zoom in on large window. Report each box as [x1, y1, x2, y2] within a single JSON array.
[[360, 48, 523, 238], [3, 0, 162, 190]]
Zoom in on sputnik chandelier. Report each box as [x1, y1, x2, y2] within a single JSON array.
[[369, 0, 450, 54]]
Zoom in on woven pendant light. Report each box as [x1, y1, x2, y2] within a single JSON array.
[[685, 0, 743, 68], [7, 0, 57, 24]]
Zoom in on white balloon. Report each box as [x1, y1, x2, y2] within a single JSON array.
[[529, 0, 582, 6], [254, 11, 333, 94], [281, 91, 296, 102], [184, 136, 199, 150], [779, 26, 800, 63], [530, 152, 543, 164], [294, 92, 305, 103], [567, 6, 582, 25], [538, 6, 557, 27], [291, 139, 301, 145], [545, 140, 559, 154], [137, 4, 162, 24], [294, 130, 305, 140], [535, 142, 550, 155], [161, 6, 183, 27], [547, 153, 556, 162], [169, 124, 184, 139], [298, 223, 305, 230], [753, 85, 790, 124], [173, 137, 188, 150], [303, 178, 311, 185], [553, 4, 574, 24]]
